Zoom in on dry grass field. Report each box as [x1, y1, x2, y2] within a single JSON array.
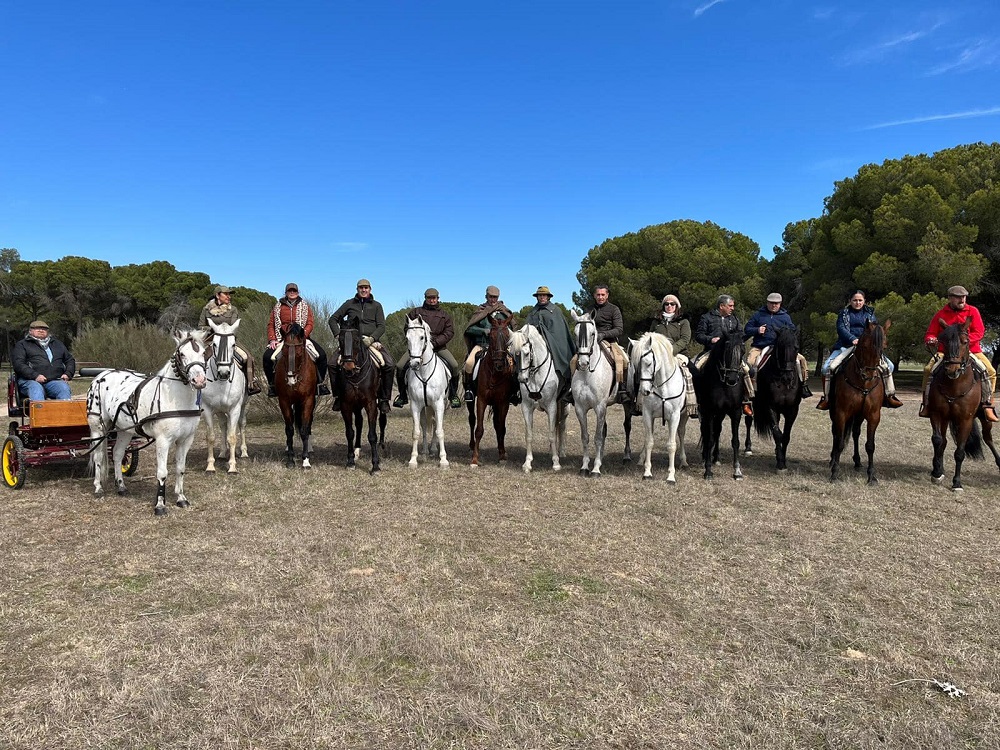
[[2, 384, 999, 749]]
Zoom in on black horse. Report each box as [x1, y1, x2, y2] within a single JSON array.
[[693, 330, 746, 480], [746, 326, 802, 471], [336, 328, 387, 474]]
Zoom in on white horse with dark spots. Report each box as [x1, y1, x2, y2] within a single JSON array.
[[201, 319, 250, 473], [630, 332, 688, 483], [570, 310, 617, 476], [87, 329, 210, 516], [403, 315, 449, 468], [509, 324, 568, 473]]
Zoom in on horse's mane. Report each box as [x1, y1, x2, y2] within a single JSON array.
[[707, 329, 743, 362], [856, 322, 884, 362], [938, 321, 964, 354], [630, 332, 675, 370]]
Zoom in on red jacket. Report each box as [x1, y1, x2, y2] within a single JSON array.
[[267, 297, 314, 342], [924, 303, 985, 353]]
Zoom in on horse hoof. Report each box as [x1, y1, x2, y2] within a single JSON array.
[[439, 461, 450, 469], [579, 468, 589, 476], [117, 488, 127, 497], [952, 486, 964, 493], [591, 472, 602, 478], [408, 461, 418, 468], [227, 468, 238, 475], [154, 506, 167, 517], [777, 467, 787, 473], [743, 450, 753, 456], [867, 478, 879, 486], [176, 500, 190, 509], [205, 467, 216, 473], [470, 463, 479, 469], [931, 474, 944, 484], [642, 474, 653, 480], [733, 475, 744, 481], [369, 467, 381, 476], [666, 478, 676, 485]]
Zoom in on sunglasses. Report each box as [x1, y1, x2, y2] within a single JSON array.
[[664, 302, 678, 307]]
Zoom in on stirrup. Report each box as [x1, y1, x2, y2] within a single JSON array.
[[918, 402, 929, 418], [449, 396, 462, 409], [464, 389, 475, 403], [267, 385, 277, 398], [392, 394, 407, 408], [742, 402, 753, 417]]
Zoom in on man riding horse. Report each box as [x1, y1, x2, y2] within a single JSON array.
[[692, 294, 754, 416], [393, 288, 463, 410], [199, 285, 261, 395], [743, 292, 811, 401], [525, 285, 576, 404], [263, 282, 330, 398], [328, 278, 395, 413], [920, 285, 998, 423], [463, 285, 519, 404], [579, 285, 630, 405]]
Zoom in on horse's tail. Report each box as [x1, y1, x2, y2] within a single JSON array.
[[753, 407, 773, 439], [960, 419, 985, 461]]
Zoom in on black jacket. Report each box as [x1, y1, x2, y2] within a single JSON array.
[[12, 336, 76, 381]]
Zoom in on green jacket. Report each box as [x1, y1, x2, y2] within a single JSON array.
[[464, 301, 513, 350], [648, 315, 692, 358], [525, 302, 575, 380]]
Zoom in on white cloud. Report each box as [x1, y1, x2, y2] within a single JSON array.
[[694, 0, 726, 18], [929, 39, 1000, 75], [863, 106, 1000, 130], [841, 19, 944, 65]]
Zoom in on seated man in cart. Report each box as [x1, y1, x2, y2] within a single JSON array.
[[11, 320, 75, 402]]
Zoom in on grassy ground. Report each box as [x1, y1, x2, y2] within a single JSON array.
[[2, 381, 999, 749]]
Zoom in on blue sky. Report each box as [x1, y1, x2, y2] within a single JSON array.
[[3, 1, 999, 313]]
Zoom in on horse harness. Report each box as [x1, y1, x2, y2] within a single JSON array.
[[521, 330, 555, 401], [406, 320, 444, 405], [638, 344, 683, 425]]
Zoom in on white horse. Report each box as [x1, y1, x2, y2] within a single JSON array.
[[87, 329, 210, 516], [509, 324, 568, 473], [630, 332, 688, 483], [570, 310, 617, 476], [404, 315, 449, 468], [201, 319, 249, 474]]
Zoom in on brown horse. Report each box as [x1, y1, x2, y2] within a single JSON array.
[[928, 320, 1000, 490], [469, 316, 516, 466], [337, 328, 386, 474], [274, 323, 317, 468], [828, 320, 890, 484]]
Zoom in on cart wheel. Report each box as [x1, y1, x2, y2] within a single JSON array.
[[121, 448, 139, 477], [2, 435, 26, 489]]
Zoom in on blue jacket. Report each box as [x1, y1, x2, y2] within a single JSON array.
[[744, 305, 796, 348], [836, 305, 877, 349]]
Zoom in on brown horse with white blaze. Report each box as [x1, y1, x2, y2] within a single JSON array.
[[274, 323, 317, 468]]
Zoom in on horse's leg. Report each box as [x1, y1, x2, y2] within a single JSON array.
[[592, 405, 608, 476], [472, 399, 486, 467], [852, 416, 863, 471], [173, 428, 197, 507], [434, 399, 448, 468], [622, 408, 633, 464], [495, 402, 509, 463], [576, 401, 592, 475], [225, 407, 239, 473], [677, 413, 688, 469], [521, 400, 535, 473], [110, 428, 130, 496], [88, 416, 108, 496], [557, 403, 569, 460], [353, 410, 363, 461], [300, 401, 314, 469], [701, 414, 714, 480], [367, 402, 381, 475], [980, 419, 1000, 471], [344, 408, 356, 469], [730, 410, 743, 480], [153, 433, 171, 516], [203, 409, 218, 473], [664, 410, 681, 484], [777, 409, 797, 472], [641, 406, 655, 479], [931, 417, 948, 484], [409, 400, 422, 468], [952, 423, 968, 491], [864, 408, 881, 485], [467, 400, 476, 453], [829, 412, 848, 482], [238, 397, 250, 458], [547, 401, 562, 472], [742, 413, 753, 456]]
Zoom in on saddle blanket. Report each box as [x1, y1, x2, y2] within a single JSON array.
[[270, 340, 320, 362]]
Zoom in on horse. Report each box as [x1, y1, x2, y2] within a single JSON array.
[[570, 310, 635, 476], [404, 315, 449, 468], [693, 329, 746, 480], [200, 319, 249, 474], [927, 320, 1000, 490], [509, 324, 568, 473], [469, 315, 515, 467], [273, 322, 317, 469], [828, 320, 890, 484], [745, 326, 802, 471], [337, 327, 387, 474], [87, 328, 210, 516], [629, 332, 688, 482]]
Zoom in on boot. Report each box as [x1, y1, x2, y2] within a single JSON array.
[[509, 383, 522, 406], [464, 374, 476, 403], [742, 401, 754, 417], [816, 377, 829, 410], [244, 359, 261, 395], [918, 385, 930, 418], [317, 382, 331, 396], [448, 375, 462, 409], [614, 381, 630, 404], [800, 381, 813, 398], [982, 403, 999, 423], [392, 366, 408, 408], [330, 367, 341, 411], [882, 379, 903, 408], [378, 366, 393, 414], [267, 380, 277, 398]]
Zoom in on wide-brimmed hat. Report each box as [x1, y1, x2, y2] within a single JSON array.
[[533, 285, 553, 298], [215, 285, 232, 295], [424, 288, 439, 298], [28, 320, 49, 330], [766, 292, 782, 303], [485, 285, 500, 296], [285, 282, 299, 293], [947, 285, 969, 297]]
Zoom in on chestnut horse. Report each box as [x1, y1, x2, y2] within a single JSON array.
[[337, 328, 386, 474], [828, 320, 890, 484], [274, 323, 317, 468], [469, 316, 516, 466], [928, 320, 1000, 490]]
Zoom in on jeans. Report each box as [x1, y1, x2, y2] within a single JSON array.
[[822, 348, 894, 376], [18, 378, 72, 401]]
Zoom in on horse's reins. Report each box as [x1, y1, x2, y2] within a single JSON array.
[[406, 322, 441, 405], [933, 335, 977, 404], [519, 330, 555, 400], [843, 334, 884, 398], [638, 345, 683, 425]]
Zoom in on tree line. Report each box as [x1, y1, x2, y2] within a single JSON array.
[[4, 141, 998, 368]]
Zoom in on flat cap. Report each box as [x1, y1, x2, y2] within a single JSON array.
[[356, 279, 371, 288], [29, 320, 49, 329], [285, 282, 298, 292], [766, 292, 783, 303], [424, 288, 439, 298], [947, 285, 969, 297], [215, 285, 232, 295], [485, 285, 500, 296]]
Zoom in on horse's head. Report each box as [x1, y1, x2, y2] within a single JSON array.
[[171, 328, 211, 389], [940, 319, 972, 380], [855, 320, 887, 367], [207, 318, 240, 378], [508, 326, 534, 381], [631, 332, 675, 399], [405, 315, 432, 365], [487, 316, 513, 368], [282, 322, 306, 344], [772, 326, 798, 373], [571, 311, 597, 367], [339, 327, 361, 372]]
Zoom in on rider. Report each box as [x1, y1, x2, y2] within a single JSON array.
[[642, 294, 698, 418], [264, 283, 330, 398], [744, 292, 812, 400], [11, 320, 75, 402], [692, 294, 754, 416], [581, 285, 630, 405], [463, 285, 519, 404], [919, 285, 997, 422], [328, 278, 395, 414], [198, 285, 261, 395], [525, 285, 576, 404], [392, 288, 463, 409], [816, 290, 903, 410]]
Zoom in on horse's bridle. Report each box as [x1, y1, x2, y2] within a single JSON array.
[[714, 337, 743, 387], [405, 319, 441, 400], [576, 319, 601, 373], [517, 330, 553, 388], [637, 342, 683, 424], [340, 329, 374, 379], [210, 331, 235, 381], [172, 333, 212, 385]]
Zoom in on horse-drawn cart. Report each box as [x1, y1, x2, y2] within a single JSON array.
[[3, 368, 144, 489]]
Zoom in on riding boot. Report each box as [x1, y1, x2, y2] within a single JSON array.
[[330, 366, 342, 411], [509, 379, 522, 405], [446, 375, 462, 408], [882, 373, 903, 408], [918, 385, 930, 418], [800, 380, 813, 398], [393, 365, 408, 408], [614, 381, 629, 404], [816, 377, 829, 410], [315, 359, 331, 396], [263, 352, 277, 398], [378, 365, 393, 414], [980, 379, 998, 422], [982, 404, 1000, 423], [244, 358, 262, 395], [558, 375, 574, 405], [463, 373, 476, 403]]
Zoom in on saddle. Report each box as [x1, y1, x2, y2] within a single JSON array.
[[271, 340, 320, 363]]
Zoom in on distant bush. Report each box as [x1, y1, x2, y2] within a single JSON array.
[[73, 320, 176, 373]]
